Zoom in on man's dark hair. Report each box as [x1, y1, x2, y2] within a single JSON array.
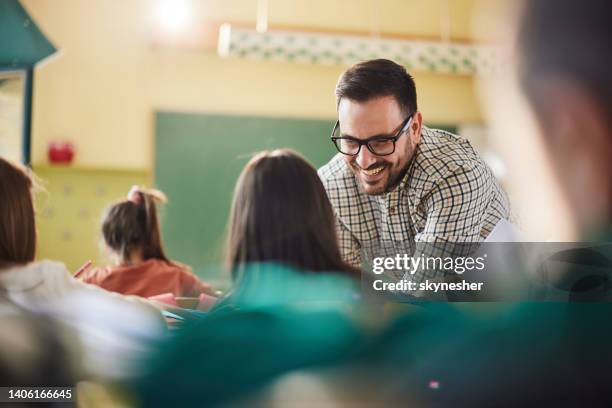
[[518, 0, 612, 118], [335, 59, 417, 115]]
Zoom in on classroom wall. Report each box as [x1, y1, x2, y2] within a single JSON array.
[[34, 166, 149, 272], [22, 0, 486, 170], [19, 0, 491, 271]]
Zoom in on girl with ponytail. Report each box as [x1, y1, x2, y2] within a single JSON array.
[[81, 186, 214, 298]]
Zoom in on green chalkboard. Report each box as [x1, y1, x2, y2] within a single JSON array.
[[154, 111, 336, 283]]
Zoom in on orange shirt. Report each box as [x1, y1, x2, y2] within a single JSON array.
[[81, 259, 211, 298]]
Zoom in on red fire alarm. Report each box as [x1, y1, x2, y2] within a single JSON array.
[[48, 141, 75, 164]]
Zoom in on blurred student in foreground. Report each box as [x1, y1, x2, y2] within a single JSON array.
[[517, 0, 612, 239], [81, 186, 215, 298], [0, 296, 79, 389], [135, 149, 367, 407], [0, 157, 165, 380]]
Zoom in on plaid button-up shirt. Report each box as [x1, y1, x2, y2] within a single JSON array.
[[319, 126, 511, 280]]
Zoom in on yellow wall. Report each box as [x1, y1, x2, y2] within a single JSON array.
[[34, 166, 149, 271], [22, 0, 485, 170], [19, 0, 489, 270]]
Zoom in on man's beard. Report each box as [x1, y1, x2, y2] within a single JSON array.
[[355, 144, 414, 196], [384, 157, 413, 193]]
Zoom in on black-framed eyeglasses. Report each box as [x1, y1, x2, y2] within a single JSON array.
[[330, 113, 414, 156]]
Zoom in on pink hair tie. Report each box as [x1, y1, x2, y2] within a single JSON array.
[[127, 185, 142, 204]]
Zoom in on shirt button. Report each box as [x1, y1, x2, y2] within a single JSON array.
[[389, 207, 396, 214]]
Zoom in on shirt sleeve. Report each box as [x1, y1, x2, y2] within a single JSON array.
[[411, 164, 493, 282]]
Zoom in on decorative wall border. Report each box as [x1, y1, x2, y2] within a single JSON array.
[[218, 24, 499, 76]]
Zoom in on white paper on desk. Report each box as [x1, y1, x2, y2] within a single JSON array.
[[485, 219, 523, 242]]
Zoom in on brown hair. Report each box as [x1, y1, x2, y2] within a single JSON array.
[[226, 149, 359, 277], [335, 59, 418, 115], [101, 188, 170, 264], [0, 157, 36, 267]]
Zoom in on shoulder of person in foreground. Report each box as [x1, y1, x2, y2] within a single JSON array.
[[1, 260, 167, 380], [24, 260, 167, 329], [0, 297, 83, 386], [0, 260, 78, 302]]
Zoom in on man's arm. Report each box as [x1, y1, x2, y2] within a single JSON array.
[[412, 163, 503, 277], [400, 165, 495, 284]]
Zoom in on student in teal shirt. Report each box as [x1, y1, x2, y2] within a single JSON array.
[[135, 150, 368, 406]]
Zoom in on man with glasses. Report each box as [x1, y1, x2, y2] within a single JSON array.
[[319, 59, 511, 281]]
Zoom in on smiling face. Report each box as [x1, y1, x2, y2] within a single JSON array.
[[338, 95, 422, 195]]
